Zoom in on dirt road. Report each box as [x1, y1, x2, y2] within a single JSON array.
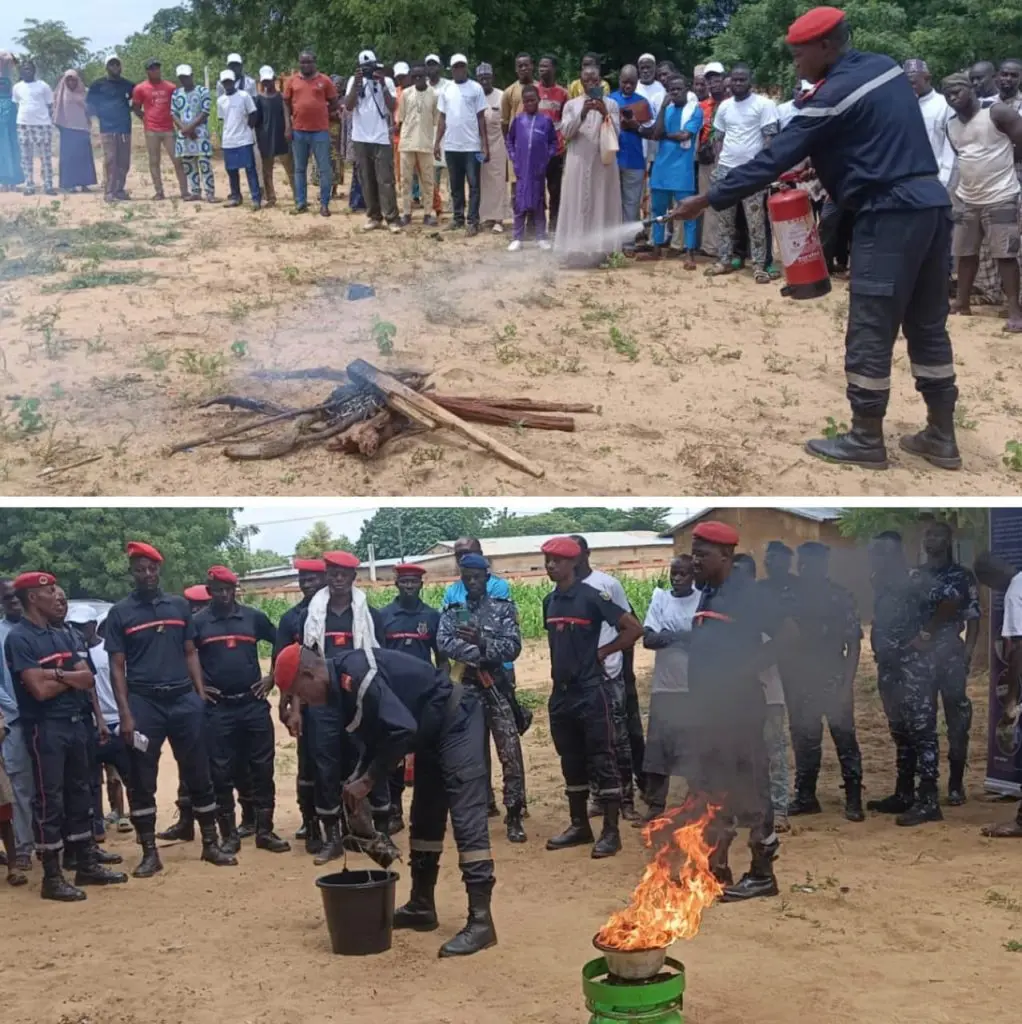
[[2, 164, 1019, 497], [4, 642, 1016, 1024]]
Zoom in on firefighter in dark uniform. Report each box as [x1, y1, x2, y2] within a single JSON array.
[[105, 541, 236, 876], [783, 542, 865, 822], [274, 557, 326, 851], [379, 563, 444, 834], [193, 565, 289, 855], [274, 643, 497, 958], [685, 522, 782, 902], [866, 532, 961, 826], [672, 6, 960, 471], [541, 536, 644, 860], [4, 572, 126, 899]]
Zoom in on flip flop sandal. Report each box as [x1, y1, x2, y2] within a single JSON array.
[[704, 262, 732, 277], [7, 871, 27, 886], [754, 269, 773, 284]]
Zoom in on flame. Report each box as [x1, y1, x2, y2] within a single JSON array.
[[596, 798, 723, 950]]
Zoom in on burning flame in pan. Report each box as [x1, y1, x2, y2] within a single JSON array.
[[596, 799, 723, 950]]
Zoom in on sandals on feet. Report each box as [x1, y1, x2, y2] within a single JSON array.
[[704, 262, 732, 277], [7, 870, 27, 886]]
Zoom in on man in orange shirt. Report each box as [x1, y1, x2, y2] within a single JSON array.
[[132, 59, 187, 200], [283, 49, 339, 216]]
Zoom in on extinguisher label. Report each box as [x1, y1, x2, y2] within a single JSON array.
[[773, 216, 824, 268]]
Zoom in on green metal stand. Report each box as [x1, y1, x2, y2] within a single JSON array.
[[582, 956, 685, 1023]]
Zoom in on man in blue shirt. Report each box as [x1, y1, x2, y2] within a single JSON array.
[[86, 57, 135, 202], [672, 6, 960, 473], [610, 66, 654, 254]]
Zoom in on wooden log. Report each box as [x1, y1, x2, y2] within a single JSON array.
[[430, 396, 575, 432], [168, 403, 332, 454], [435, 395, 596, 414], [328, 410, 405, 458], [346, 359, 545, 478]]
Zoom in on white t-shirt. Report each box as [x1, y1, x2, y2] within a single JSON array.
[[346, 76, 397, 146], [713, 93, 779, 171], [217, 90, 256, 148], [13, 80, 54, 126], [583, 568, 631, 679], [89, 644, 120, 726], [437, 78, 487, 152], [635, 79, 666, 163], [918, 89, 955, 187], [1002, 572, 1022, 638], [644, 587, 701, 693]]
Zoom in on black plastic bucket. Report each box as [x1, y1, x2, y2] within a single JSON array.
[[316, 869, 399, 955]]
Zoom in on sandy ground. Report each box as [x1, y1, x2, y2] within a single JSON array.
[[2, 149, 1020, 497], [4, 641, 1017, 1024]]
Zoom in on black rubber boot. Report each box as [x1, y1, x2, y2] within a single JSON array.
[[505, 806, 527, 844], [805, 414, 889, 469], [948, 760, 967, 806], [157, 805, 194, 842], [303, 815, 323, 855], [896, 780, 944, 827], [200, 819, 239, 866], [592, 800, 622, 859], [709, 832, 735, 887], [843, 780, 865, 823], [313, 816, 345, 866], [721, 841, 779, 902], [41, 850, 87, 902], [899, 401, 962, 470], [255, 810, 291, 853], [867, 775, 915, 814], [237, 801, 256, 840], [787, 781, 822, 817], [217, 813, 241, 856], [74, 842, 129, 886], [132, 829, 163, 878], [295, 822, 308, 840], [438, 883, 497, 958], [394, 854, 440, 931], [546, 792, 595, 851]]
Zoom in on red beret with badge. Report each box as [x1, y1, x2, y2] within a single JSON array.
[[207, 565, 238, 585], [394, 563, 427, 577], [13, 571, 56, 590], [786, 5, 846, 44], [294, 558, 327, 572], [323, 550, 360, 569], [692, 521, 740, 547], [126, 541, 163, 563], [274, 642, 302, 691], [541, 536, 583, 559]]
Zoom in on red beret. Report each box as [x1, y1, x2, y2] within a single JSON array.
[[541, 536, 582, 559], [394, 563, 426, 577], [274, 642, 302, 692], [13, 571, 57, 590], [183, 584, 211, 602], [693, 521, 740, 546], [323, 550, 360, 569], [126, 541, 163, 563], [207, 565, 238, 585], [294, 558, 327, 573], [786, 6, 845, 44]]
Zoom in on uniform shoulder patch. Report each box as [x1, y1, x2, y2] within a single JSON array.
[[600, 590, 612, 601]]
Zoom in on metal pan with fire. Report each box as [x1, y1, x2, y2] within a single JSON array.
[[583, 800, 723, 1024]]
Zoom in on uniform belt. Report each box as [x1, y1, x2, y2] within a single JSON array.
[[128, 681, 193, 699], [215, 690, 260, 704]]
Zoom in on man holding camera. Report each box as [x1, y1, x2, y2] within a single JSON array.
[[345, 50, 401, 233]]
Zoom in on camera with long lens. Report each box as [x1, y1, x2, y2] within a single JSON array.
[[358, 60, 384, 75]]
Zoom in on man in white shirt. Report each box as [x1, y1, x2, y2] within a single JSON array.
[[12, 59, 56, 195], [904, 59, 955, 189], [975, 553, 1022, 838], [636, 53, 666, 168], [435, 54, 489, 236], [710, 62, 779, 280], [345, 49, 400, 233], [216, 70, 261, 209], [217, 53, 259, 99]]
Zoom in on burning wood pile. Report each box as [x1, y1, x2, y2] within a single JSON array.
[[169, 359, 595, 479]]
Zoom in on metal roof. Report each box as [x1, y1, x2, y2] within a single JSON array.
[[240, 552, 450, 583], [660, 507, 845, 537], [433, 531, 673, 557]]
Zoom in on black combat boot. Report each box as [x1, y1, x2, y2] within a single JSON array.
[[394, 854, 440, 931], [843, 780, 865, 822], [592, 800, 622, 859], [313, 816, 345, 866], [200, 818, 238, 866], [132, 828, 163, 878], [505, 806, 527, 844], [546, 792, 595, 851], [93, 845, 124, 865], [41, 850, 87, 902], [388, 809, 406, 836], [157, 804, 194, 842], [805, 414, 889, 469], [947, 760, 967, 806], [620, 798, 641, 823], [237, 801, 256, 840], [709, 833, 735, 887], [217, 812, 241, 856], [867, 775, 915, 814], [895, 780, 943, 827], [303, 815, 324, 855], [255, 810, 291, 853], [295, 822, 308, 840], [74, 841, 129, 886], [787, 779, 822, 817], [62, 846, 79, 872], [438, 882, 497, 958], [899, 401, 962, 470], [721, 840, 779, 902], [587, 794, 603, 819]]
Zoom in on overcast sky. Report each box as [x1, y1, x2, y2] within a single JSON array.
[[236, 503, 701, 559], [2, 2, 164, 54]]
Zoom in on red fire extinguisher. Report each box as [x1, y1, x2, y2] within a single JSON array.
[[767, 171, 831, 299]]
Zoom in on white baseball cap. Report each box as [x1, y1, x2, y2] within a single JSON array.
[[704, 61, 725, 75], [425, 53, 441, 65], [259, 65, 275, 81], [227, 52, 243, 64], [358, 49, 377, 64], [449, 53, 468, 67], [176, 64, 192, 77], [393, 61, 410, 76], [219, 69, 236, 82]]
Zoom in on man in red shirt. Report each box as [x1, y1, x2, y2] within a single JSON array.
[[536, 55, 570, 230], [132, 59, 186, 200], [283, 49, 340, 216]]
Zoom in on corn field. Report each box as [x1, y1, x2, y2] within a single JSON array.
[[250, 575, 668, 640]]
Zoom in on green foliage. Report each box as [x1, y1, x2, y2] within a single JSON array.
[[371, 317, 397, 356], [294, 521, 356, 558], [1004, 441, 1022, 472], [837, 508, 989, 543], [14, 19, 91, 84]]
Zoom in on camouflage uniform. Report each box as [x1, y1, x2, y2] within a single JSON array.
[[437, 596, 526, 811]]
